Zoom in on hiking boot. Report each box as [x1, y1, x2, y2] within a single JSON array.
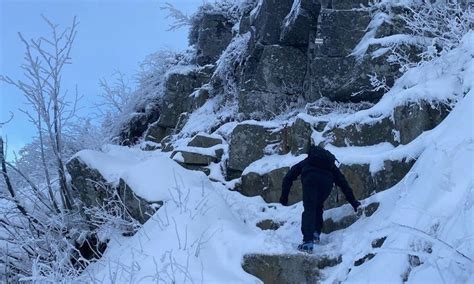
[[297, 242, 314, 254], [313, 232, 320, 244]]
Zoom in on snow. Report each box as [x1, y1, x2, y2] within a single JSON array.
[[76, 24, 474, 284], [242, 153, 307, 175]]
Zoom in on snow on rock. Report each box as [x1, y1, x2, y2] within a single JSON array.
[[80, 151, 265, 283]]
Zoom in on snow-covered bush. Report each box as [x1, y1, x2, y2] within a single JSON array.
[[358, 0, 473, 90]]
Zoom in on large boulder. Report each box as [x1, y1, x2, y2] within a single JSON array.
[[240, 167, 303, 205], [242, 254, 342, 283], [117, 179, 161, 224], [228, 123, 282, 172], [157, 66, 213, 129], [194, 13, 234, 66], [144, 121, 173, 144], [67, 157, 112, 207], [119, 101, 160, 145], [280, 0, 321, 47], [325, 101, 451, 146], [187, 133, 223, 148], [326, 117, 396, 147], [67, 157, 160, 224], [252, 0, 294, 45], [393, 101, 451, 145], [325, 159, 415, 209]]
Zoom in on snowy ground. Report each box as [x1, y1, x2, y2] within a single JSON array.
[[75, 32, 473, 283]]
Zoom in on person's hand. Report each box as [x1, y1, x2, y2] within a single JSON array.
[[279, 196, 288, 206], [351, 200, 361, 212]]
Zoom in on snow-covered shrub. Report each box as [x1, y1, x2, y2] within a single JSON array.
[[357, 0, 473, 90]]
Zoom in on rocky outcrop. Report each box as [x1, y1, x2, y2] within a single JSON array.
[[238, 44, 307, 118], [156, 66, 213, 129], [242, 254, 342, 283], [238, 153, 413, 208], [252, 0, 294, 45], [120, 101, 160, 145], [325, 101, 451, 146], [280, 0, 321, 47], [325, 159, 414, 208], [187, 133, 223, 148], [67, 157, 113, 207], [228, 123, 282, 172], [194, 13, 234, 66], [67, 157, 160, 224], [240, 167, 303, 205], [117, 179, 161, 224]]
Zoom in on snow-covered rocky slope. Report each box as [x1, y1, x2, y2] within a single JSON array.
[[69, 28, 474, 282]]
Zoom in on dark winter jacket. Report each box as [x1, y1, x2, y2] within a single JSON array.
[[280, 146, 358, 207]]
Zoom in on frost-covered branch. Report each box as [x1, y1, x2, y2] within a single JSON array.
[[161, 2, 191, 31]]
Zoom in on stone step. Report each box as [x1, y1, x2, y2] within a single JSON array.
[[242, 253, 342, 284]]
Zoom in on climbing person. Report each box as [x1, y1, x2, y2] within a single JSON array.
[[279, 145, 361, 253]]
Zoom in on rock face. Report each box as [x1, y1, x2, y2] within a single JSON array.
[[187, 133, 223, 148], [228, 123, 281, 172], [280, 0, 321, 47], [194, 13, 233, 66], [325, 159, 415, 209], [322, 202, 380, 234], [157, 67, 213, 129], [120, 102, 160, 145], [238, 157, 413, 207], [239, 44, 307, 118], [242, 254, 342, 284], [240, 167, 303, 205], [67, 157, 160, 224], [326, 101, 451, 146], [117, 179, 161, 224], [67, 157, 112, 207]]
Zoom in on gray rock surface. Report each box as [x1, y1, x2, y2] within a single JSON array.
[[242, 254, 342, 283], [322, 202, 379, 233], [280, 0, 321, 47], [228, 123, 281, 172], [144, 121, 173, 144], [67, 157, 113, 207], [252, 0, 294, 45], [195, 13, 233, 66], [240, 167, 303, 205], [117, 179, 160, 224], [325, 159, 415, 209], [393, 101, 451, 144], [256, 219, 285, 231], [157, 67, 213, 129], [171, 150, 218, 166], [318, 9, 370, 57], [331, 0, 370, 10], [325, 101, 451, 146], [67, 157, 160, 224], [187, 134, 223, 148]]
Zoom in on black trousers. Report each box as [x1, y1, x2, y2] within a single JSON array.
[[301, 185, 332, 242]]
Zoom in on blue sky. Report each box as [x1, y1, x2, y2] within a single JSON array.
[[0, 0, 202, 157]]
